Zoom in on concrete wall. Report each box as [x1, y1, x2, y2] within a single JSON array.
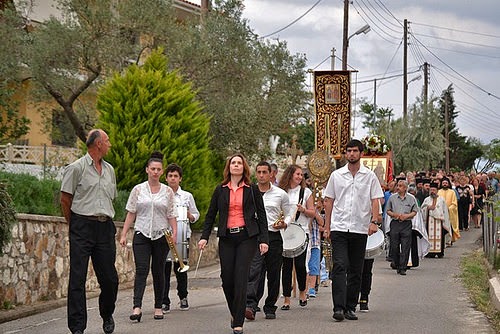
[[0, 214, 219, 307]]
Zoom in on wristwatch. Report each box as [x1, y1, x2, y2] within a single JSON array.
[[371, 221, 381, 227]]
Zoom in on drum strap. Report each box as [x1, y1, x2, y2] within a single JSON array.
[[295, 187, 305, 222]]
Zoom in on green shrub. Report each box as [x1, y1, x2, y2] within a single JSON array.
[[113, 190, 129, 222], [0, 171, 61, 216], [0, 181, 17, 255]]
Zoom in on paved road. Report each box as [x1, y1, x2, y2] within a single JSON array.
[[1, 227, 495, 334]]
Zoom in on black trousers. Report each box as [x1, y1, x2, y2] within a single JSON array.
[[246, 231, 283, 314], [389, 220, 412, 270], [329, 231, 367, 313], [163, 261, 188, 305], [282, 242, 308, 297], [132, 232, 168, 309], [67, 214, 118, 333], [360, 258, 374, 301], [163, 238, 189, 305], [219, 231, 258, 328], [458, 202, 469, 230]]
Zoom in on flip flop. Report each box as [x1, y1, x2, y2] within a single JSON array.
[[280, 304, 290, 311]]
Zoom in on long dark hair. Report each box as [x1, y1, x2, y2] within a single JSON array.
[[221, 153, 251, 186], [278, 164, 305, 192]]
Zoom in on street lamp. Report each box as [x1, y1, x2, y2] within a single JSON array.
[[342, 24, 370, 70]]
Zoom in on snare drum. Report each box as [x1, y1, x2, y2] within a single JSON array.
[[365, 229, 385, 259], [281, 223, 308, 258]]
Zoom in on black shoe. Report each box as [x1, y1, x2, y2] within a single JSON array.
[[154, 314, 164, 320], [103, 316, 115, 334], [255, 306, 261, 312], [129, 312, 142, 322], [359, 300, 369, 312], [245, 307, 255, 320], [332, 310, 345, 322], [399, 269, 407, 275], [390, 262, 398, 270], [73, 331, 84, 334], [299, 299, 307, 307], [265, 313, 276, 319], [344, 310, 358, 320], [233, 330, 244, 334]]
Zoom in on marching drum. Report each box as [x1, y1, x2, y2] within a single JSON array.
[[167, 205, 190, 262], [365, 228, 385, 259], [281, 223, 308, 258]]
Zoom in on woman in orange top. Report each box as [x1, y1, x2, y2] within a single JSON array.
[[199, 153, 269, 334]]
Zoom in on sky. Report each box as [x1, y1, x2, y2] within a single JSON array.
[[195, 0, 500, 144]]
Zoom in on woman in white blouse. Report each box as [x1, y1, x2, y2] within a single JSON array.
[[279, 165, 315, 309], [120, 152, 177, 321]]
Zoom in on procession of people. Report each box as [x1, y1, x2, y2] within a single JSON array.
[[61, 129, 497, 334]]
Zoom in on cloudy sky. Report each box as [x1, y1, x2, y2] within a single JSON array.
[[193, 1, 500, 144]]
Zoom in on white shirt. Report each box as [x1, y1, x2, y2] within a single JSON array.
[[324, 164, 383, 234], [172, 186, 200, 240], [126, 182, 176, 240], [261, 184, 293, 232], [288, 185, 312, 234]]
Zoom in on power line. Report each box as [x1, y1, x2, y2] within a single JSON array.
[[373, 0, 402, 29], [412, 31, 500, 50], [411, 21, 500, 39], [411, 34, 500, 101], [260, 0, 323, 39], [357, 0, 401, 35], [423, 45, 500, 59], [432, 65, 500, 119], [351, 1, 400, 44]]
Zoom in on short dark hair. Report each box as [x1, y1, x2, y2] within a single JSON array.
[[86, 130, 101, 148], [270, 163, 278, 171], [166, 163, 183, 177], [256, 161, 271, 172], [345, 139, 364, 153]]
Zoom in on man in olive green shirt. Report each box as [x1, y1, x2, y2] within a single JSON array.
[[61, 129, 118, 334]]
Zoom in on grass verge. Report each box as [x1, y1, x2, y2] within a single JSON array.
[[460, 249, 500, 332]]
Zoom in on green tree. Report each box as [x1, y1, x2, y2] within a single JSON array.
[[475, 139, 500, 173], [358, 102, 394, 133], [438, 84, 483, 170], [0, 182, 17, 255], [1, 0, 178, 142], [0, 6, 30, 143], [96, 49, 216, 217], [165, 0, 311, 158], [381, 95, 444, 173]]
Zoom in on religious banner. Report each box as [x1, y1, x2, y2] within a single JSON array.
[[314, 71, 351, 159]]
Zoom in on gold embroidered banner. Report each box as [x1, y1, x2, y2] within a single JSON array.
[[314, 71, 351, 159]]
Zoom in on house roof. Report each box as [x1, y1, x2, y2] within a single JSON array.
[[13, 0, 202, 24]]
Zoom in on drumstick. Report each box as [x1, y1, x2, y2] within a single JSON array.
[[194, 249, 203, 278]]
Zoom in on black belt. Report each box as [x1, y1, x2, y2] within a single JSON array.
[[227, 226, 246, 234], [73, 212, 110, 222]]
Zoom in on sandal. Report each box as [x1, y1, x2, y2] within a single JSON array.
[[280, 304, 290, 310]]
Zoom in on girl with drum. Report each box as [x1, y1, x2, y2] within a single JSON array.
[[279, 165, 316, 309]]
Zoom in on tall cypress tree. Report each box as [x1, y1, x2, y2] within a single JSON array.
[[96, 49, 216, 220]]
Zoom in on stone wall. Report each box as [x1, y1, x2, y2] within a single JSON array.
[[0, 214, 219, 307]]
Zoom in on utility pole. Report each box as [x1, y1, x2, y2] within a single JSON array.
[[331, 47, 336, 70], [423, 62, 429, 114], [403, 19, 408, 119], [445, 100, 450, 173], [341, 0, 349, 70]]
